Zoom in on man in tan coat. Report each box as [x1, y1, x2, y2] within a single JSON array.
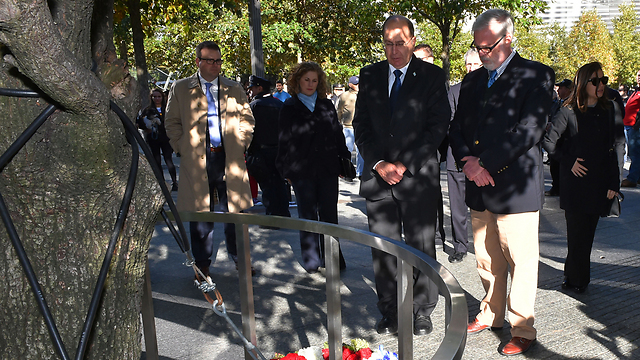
[[165, 41, 255, 278]]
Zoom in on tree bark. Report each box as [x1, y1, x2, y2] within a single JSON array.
[[0, 0, 163, 358], [128, 0, 151, 109]]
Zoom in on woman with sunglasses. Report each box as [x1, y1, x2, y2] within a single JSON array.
[[543, 62, 624, 293]]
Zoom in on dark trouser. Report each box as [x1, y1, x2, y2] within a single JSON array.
[[290, 175, 343, 272], [435, 184, 446, 244], [366, 194, 439, 317], [248, 148, 291, 217], [148, 138, 177, 184], [549, 158, 560, 193], [191, 150, 236, 269], [447, 170, 469, 253], [564, 210, 599, 288]]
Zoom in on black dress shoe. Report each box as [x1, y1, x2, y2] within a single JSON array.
[[562, 280, 588, 294], [414, 315, 433, 335], [375, 315, 398, 335], [448, 251, 466, 263]]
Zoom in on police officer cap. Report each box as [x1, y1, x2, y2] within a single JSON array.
[[249, 75, 271, 89], [555, 79, 573, 88]]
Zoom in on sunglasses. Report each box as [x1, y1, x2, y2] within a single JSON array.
[[588, 76, 608, 86]]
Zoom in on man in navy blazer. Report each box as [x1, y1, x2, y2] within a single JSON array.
[[448, 9, 554, 356], [353, 15, 450, 336]]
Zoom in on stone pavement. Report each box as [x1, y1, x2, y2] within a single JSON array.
[[142, 157, 640, 359]]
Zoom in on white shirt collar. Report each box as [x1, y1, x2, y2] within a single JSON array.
[[388, 59, 412, 95]]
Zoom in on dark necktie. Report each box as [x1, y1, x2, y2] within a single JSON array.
[[488, 70, 497, 88], [205, 82, 221, 147], [389, 69, 402, 114]]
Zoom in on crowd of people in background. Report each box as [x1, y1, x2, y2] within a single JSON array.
[[133, 7, 638, 356]]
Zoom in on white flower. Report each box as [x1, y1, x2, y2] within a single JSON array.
[[298, 346, 322, 360], [369, 345, 398, 360]]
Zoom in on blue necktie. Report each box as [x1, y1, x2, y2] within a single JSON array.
[[488, 70, 497, 88], [389, 69, 402, 114], [205, 82, 221, 147]]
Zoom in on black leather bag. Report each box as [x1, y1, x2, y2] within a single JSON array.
[[338, 156, 356, 180], [602, 192, 623, 218]]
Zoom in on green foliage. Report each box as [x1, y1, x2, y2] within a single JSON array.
[[416, 21, 472, 83], [390, 0, 547, 80], [561, 10, 616, 82], [612, 4, 640, 87]]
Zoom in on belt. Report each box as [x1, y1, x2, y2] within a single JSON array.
[[209, 145, 224, 153]]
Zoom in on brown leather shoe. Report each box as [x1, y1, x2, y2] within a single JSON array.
[[467, 319, 492, 334], [500, 337, 535, 356], [621, 179, 637, 188]]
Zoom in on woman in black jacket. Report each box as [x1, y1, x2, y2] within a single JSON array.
[[543, 62, 624, 293], [276, 62, 351, 273], [137, 89, 178, 191]]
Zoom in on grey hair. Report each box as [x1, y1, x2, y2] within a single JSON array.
[[464, 48, 479, 63], [472, 9, 514, 36]]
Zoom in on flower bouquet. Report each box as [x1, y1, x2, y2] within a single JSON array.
[[270, 339, 398, 360]]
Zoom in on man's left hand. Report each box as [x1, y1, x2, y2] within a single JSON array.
[[462, 156, 495, 187]]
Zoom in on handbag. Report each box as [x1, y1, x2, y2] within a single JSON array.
[[602, 191, 623, 218], [338, 156, 356, 180]]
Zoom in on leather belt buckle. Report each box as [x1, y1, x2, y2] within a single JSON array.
[[210, 146, 224, 153]]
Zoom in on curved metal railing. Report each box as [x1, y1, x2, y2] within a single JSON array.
[[168, 211, 468, 360]]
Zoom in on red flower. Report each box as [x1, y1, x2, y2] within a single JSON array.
[[356, 348, 373, 359], [322, 348, 330, 360], [277, 354, 307, 360]]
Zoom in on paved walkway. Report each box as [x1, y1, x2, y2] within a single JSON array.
[[142, 157, 640, 359]]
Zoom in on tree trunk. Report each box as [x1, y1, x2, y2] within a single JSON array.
[[128, 0, 151, 109], [439, 24, 452, 86], [0, 0, 163, 358]]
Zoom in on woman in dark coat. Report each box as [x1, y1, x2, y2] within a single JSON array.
[[276, 62, 351, 273], [137, 89, 178, 190], [543, 62, 624, 293]]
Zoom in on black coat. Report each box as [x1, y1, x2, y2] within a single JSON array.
[[352, 56, 451, 201], [276, 95, 350, 180], [449, 53, 555, 214], [543, 103, 624, 214], [249, 92, 282, 150]]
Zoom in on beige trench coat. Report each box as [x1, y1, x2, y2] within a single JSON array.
[[165, 73, 254, 213]]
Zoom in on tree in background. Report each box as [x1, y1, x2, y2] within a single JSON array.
[[416, 21, 472, 84], [557, 9, 617, 83], [612, 4, 640, 87], [0, 0, 163, 358], [391, 0, 547, 82]]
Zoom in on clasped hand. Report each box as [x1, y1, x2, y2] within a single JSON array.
[[462, 156, 494, 187], [375, 161, 406, 185], [571, 158, 587, 177]]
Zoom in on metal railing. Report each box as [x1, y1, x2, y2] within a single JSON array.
[[164, 211, 468, 360], [1, 86, 466, 359]]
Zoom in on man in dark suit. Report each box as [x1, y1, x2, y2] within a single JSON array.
[[446, 48, 483, 264], [448, 9, 554, 356], [352, 15, 450, 336], [246, 75, 291, 220]]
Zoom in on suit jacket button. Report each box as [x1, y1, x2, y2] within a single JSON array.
[[475, 140, 479, 145]]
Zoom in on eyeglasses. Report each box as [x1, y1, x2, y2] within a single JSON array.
[[588, 76, 608, 86], [383, 40, 411, 49], [470, 34, 505, 54], [199, 57, 223, 66]]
